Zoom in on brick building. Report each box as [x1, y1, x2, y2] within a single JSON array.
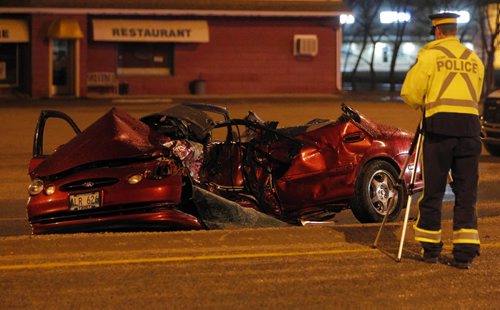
[[0, 0, 349, 98]]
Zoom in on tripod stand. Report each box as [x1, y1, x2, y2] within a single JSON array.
[[372, 119, 423, 262]]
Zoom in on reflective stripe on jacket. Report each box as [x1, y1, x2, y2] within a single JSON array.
[[401, 37, 484, 119]]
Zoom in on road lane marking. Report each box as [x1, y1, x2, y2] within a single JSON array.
[[1, 242, 500, 271], [0, 248, 374, 270]]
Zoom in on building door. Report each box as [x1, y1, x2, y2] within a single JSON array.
[[51, 39, 76, 96]]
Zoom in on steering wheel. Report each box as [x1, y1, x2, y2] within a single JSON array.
[[341, 103, 361, 123]]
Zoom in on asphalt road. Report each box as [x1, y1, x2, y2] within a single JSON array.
[[0, 96, 499, 309]]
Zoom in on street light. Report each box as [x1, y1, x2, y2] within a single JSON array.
[[440, 10, 470, 23], [380, 11, 411, 24], [340, 14, 355, 25]]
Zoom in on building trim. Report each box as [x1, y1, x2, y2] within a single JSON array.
[[336, 26, 342, 91], [0, 7, 348, 17]]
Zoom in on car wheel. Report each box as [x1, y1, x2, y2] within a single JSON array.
[[350, 160, 405, 223], [483, 142, 500, 156]]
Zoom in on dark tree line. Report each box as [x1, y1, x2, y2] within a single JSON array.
[[343, 0, 500, 97]]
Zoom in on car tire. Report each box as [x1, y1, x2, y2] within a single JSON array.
[[483, 142, 500, 156], [350, 160, 405, 223]]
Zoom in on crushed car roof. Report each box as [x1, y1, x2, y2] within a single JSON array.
[[33, 108, 162, 177]]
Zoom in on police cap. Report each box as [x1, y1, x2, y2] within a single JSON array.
[[429, 12, 460, 35]]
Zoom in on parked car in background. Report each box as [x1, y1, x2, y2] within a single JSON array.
[[481, 89, 500, 156], [27, 102, 422, 234]]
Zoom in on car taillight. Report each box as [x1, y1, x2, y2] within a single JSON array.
[[28, 179, 44, 195]]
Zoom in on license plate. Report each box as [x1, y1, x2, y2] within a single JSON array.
[[69, 191, 101, 211]]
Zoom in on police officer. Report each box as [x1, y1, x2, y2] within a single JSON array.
[[400, 12, 484, 269]]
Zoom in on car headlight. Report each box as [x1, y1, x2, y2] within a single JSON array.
[[28, 179, 44, 195], [147, 159, 175, 180], [127, 174, 143, 184], [45, 185, 56, 196]]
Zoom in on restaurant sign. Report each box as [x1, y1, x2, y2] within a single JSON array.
[[92, 20, 209, 43], [0, 19, 29, 43]]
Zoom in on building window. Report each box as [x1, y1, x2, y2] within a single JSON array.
[[117, 43, 173, 76], [0, 44, 18, 86]]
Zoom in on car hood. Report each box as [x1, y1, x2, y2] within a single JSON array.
[[32, 108, 162, 178]]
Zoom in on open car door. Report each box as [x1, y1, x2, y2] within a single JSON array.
[[29, 110, 81, 174]]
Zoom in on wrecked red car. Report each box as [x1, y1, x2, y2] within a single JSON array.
[[27, 108, 205, 234], [142, 103, 421, 225], [27, 103, 421, 234]]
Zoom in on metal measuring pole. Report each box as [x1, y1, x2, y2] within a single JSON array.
[[372, 119, 423, 262], [396, 126, 423, 261]]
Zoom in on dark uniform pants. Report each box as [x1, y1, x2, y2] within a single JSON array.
[[415, 133, 481, 261]]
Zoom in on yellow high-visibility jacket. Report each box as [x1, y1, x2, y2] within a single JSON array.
[[401, 37, 484, 136]]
